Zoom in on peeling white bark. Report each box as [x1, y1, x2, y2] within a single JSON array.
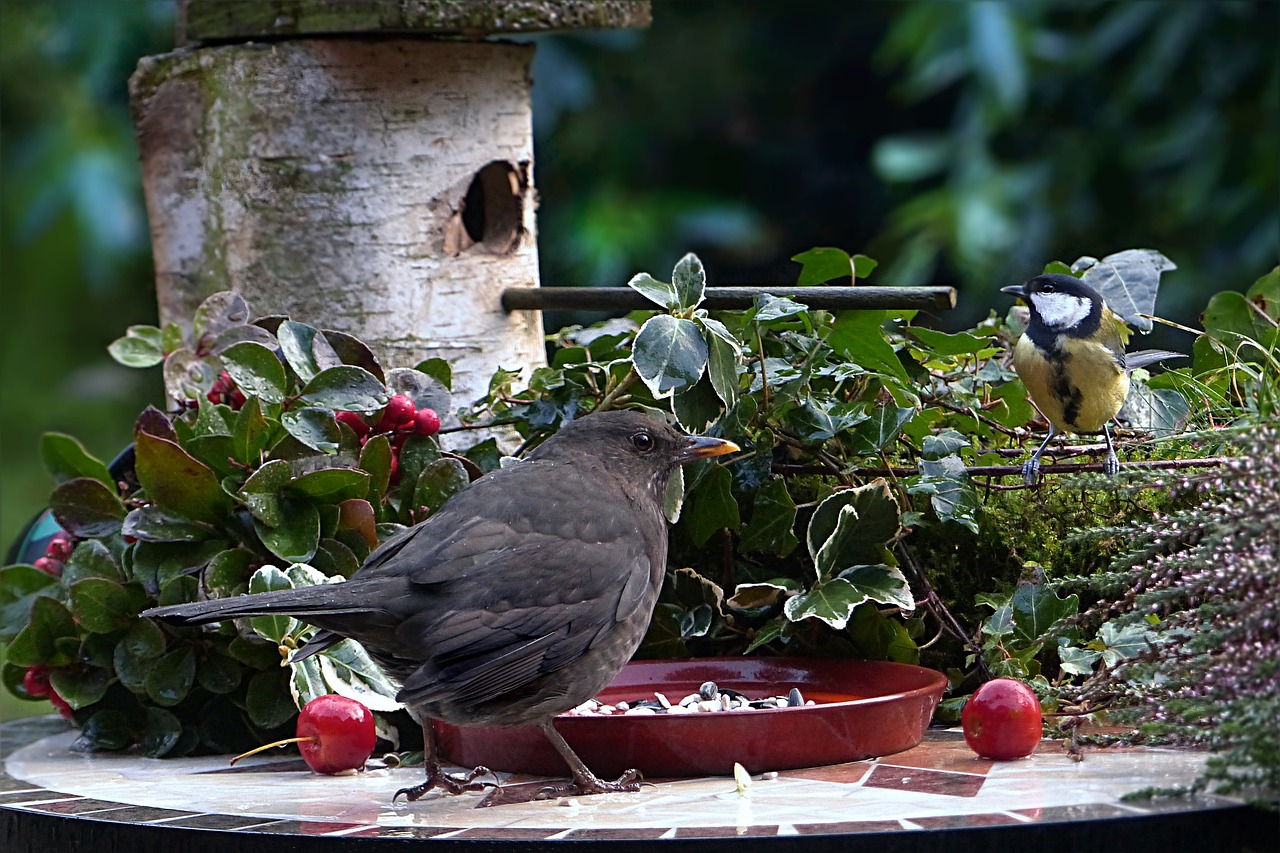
[[131, 39, 546, 414]]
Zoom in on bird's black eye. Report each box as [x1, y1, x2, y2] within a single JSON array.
[[1041, 281, 1055, 292], [630, 432, 655, 453]]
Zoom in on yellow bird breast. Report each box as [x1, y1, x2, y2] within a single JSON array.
[[1012, 334, 1129, 433]]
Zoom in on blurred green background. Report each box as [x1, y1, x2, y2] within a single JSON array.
[[2, 0, 1276, 720]]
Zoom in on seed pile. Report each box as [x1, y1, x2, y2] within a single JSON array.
[[563, 681, 816, 717]]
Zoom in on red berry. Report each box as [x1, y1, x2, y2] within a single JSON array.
[[229, 390, 247, 409], [23, 666, 51, 699], [414, 407, 441, 437], [335, 410, 370, 438], [229, 694, 375, 774], [962, 678, 1043, 760], [46, 532, 73, 562], [379, 394, 416, 430], [34, 557, 63, 577], [48, 688, 74, 720]]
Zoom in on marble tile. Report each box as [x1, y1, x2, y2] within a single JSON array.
[[29, 797, 135, 815], [161, 813, 291, 830], [673, 824, 779, 838], [81, 804, 200, 823], [908, 811, 1024, 829], [451, 826, 564, 840], [879, 739, 996, 775], [792, 819, 907, 834], [561, 826, 671, 840], [777, 761, 872, 784], [863, 764, 986, 798]]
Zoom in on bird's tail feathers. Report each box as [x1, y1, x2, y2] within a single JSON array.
[[142, 584, 368, 627], [1126, 349, 1186, 371]]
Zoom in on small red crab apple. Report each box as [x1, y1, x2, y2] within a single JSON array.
[[962, 678, 1043, 760], [379, 394, 417, 431], [231, 695, 376, 774], [414, 406, 441, 437]]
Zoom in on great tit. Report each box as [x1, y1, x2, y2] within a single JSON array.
[[1001, 273, 1183, 485]]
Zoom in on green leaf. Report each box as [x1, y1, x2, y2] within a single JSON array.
[[672, 252, 706, 311], [672, 374, 723, 434], [277, 320, 341, 383], [220, 342, 288, 404], [846, 406, 913, 454], [416, 357, 453, 391], [246, 667, 297, 729], [1097, 621, 1152, 666], [299, 365, 389, 412], [412, 459, 469, 515], [62, 540, 124, 584], [792, 247, 853, 285], [837, 564, 914, 611], [740, 477, 800, 556], [232, 396, 275, 464], [40, 433, 113, 487], [49, 477, 126, 538], [633, 314, 709, 399], [463, 438, 503, 474], [848, 603, 918, 664], [114, 618, 167, 693], [108, 324, 166, 367], [290, 468, 371, 502], [122, 506, 214, 542], [828, 310, 912, 385], [281, 407, 341, 453], [146, 647, 197, 707], [205, 548, 254, 597], [683, 464, 740, 547], [852, 254, 878, 280], [0, 565, 58, 637], [627, 271, 680, 311], [359, 433, 393, 497], [910, 455, 979, 533], [908, 326, 996, 356], [289, 653, 328, 709], [1011, 582, 1079, 645], [50, 665, 110, 709], [134, 431, 232, 523], [809, 481, 901, 577], [637, 603, 689, 659], [743, 615, 790, 653], [1057, 641, 1101, 676], [254, 501, 320, 564], [76, 709, 133, 749], [140, 707, 184, 758], [788, 398, 868, 441], [727, 579, 798, 611], [248, 566, 297, 642], [6, 596, 78, 667], [754, 293, 807, 323], [194, 291, 250, 343], [784, 578, 869, 630], [921, 429, 970, 460], [701, 317, 741, 408], [1121, 384, 1191, 433], [1079, 249, 1176, 332], [70, 578, 138, 633], [988, 380, 1035, 428], [315, 639, 403, 712]]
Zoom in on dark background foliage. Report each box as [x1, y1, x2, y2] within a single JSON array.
[[2, 0, 1277, 718]]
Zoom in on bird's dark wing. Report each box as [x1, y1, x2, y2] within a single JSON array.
[[1124, 349, 1186, 371]]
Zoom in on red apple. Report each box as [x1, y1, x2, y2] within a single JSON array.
[[962, 677, 1042, 760], [230, 694, 375, 774]]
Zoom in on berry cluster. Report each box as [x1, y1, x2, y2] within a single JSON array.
[[335, 394, 440, 482], [32, 530, 73, 578], [206, 370, 248, 409], [22, 665, 73, 719]]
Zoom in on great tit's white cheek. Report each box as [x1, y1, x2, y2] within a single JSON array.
[[1030, 292, 1092, 329]]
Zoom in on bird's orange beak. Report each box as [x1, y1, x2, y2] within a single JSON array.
[[675, 435, 739, 463]]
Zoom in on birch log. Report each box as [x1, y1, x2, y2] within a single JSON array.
[[129, 39, 545, 415]]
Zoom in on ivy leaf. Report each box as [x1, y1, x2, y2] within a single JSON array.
[[1057, 640, 1101, 677], [1078, 249, 1176, 332], [908, 327, 996, 356], [754, 293, 807, 324], [683, 464, 740, 547], [299, 365, 388, 412], [727, 578, 799, 611], [289, 653, 328, 710], [828, 310, 912, 385], [743, 615, 790, 654], [49, 477, 126, 538], [633, 314, 708, 399], [281, 408, 342, 453], [248, 566, 297, 643], [792, 247, 853, 285], [627, 271, 680, 311], [807, 479, 900, 571], [672, 252, 706, 312], [1011, 582, 1079, 645], [663, 464, 685, 524], [316, 639, 403, 712], [852, 254, 878, 280], [740, 477, 799, 556], [1097, 621, 1153, 666], [837, 564, 914, 612], [788, 399, 867, 441], [701, 317, 741, 408], [277, 320, 341, 383], [108, 324, 166, 367], [783, 578, 869, 630], [134, 431, 232, 523], [846, 406, 913, 455], [910, 455, 980, 533], [672, 374, 723, 434], [921, 429, 970, 460], [220, 342, 287, 404], [848, 603, 919, 664], [40, 433, 114, 487], [1120, 384, 1191, 434]]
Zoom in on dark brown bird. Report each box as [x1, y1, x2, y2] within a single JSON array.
[[143, 411, 737, 799]]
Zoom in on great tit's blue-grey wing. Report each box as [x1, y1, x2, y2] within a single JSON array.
[[1123, 349, 1187, 372]]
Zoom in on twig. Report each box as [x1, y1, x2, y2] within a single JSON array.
[[896, 539, 989, 679], [438, 418, 522, 435], [773, 456, 1230, 481], [597, 366, 640, 412]]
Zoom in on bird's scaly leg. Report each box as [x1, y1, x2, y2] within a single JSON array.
[[1023, 424, 1059, 486], [394, 723, 497, 801], [535, 721, 645, 797], [1102, 422, 1120, 476]]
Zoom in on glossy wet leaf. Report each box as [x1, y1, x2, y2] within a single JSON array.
[[6, 596, 78, 667], [61, 540, 123, 585], [0, 565, 58, 637], [122, 506, 213, 542], [248, 566, 297, 643], [145, 647, 197, 707], [672, 252, 706, 311], [50, 665, 111, 710], [290, 467, 370, 502], [134, 431, 231, 523], [114, 618, 167, 693], [70, 578, 138, 633], [299, 365, 387, 412], [108, 324, 165, 367], [48, 477, 126, 538], [413, 459, 469, 516], [221, 342, 287, 404], [246, 667, 296, 730], [281, 407, 341, 453], [40, 433, 113, 487], [254, 500, 320, 564], [277, 319, 341, 383]]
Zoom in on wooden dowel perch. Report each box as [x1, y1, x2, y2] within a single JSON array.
[[502, 286, 957, 313]]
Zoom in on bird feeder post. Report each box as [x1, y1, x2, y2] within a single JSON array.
[[129, 0, 652, 412]]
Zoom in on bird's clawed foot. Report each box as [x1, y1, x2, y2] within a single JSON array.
[[394, 765, 498, 801], [1103, 450, 1121, 476], [1021, 455, 1042, 486], [536, 768, 647, 799]]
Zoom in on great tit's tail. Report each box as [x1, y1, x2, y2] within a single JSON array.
[[1125, 349, 1186, 371]]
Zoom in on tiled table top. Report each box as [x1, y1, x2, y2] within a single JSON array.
[[0, 715, 1270, 850]]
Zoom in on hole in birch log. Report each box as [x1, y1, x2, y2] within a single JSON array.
[[455, 161, 523, 255]]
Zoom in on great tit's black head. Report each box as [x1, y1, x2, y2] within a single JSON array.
[[1001, 273, 1104, 332]]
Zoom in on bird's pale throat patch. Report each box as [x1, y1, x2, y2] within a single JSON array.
[[1030, 292, 1092, 328]]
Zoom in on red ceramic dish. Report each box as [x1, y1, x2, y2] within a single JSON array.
[[434, 657, 946, 778]]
